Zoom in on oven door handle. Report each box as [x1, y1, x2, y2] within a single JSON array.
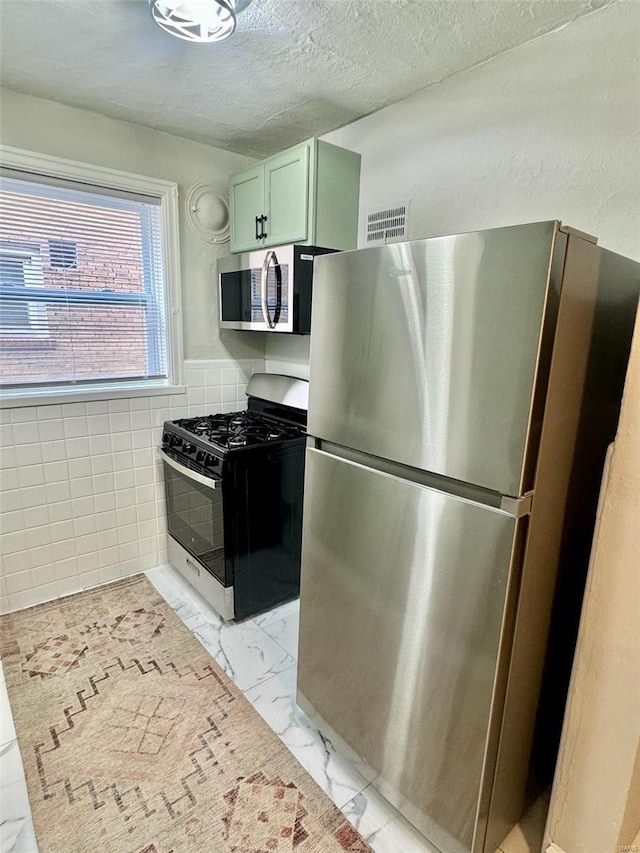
[[158, 448, 222, 490], [260, 249, 279, 329]]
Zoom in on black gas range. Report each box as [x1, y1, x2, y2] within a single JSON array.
[[159, 374, 308, 621]]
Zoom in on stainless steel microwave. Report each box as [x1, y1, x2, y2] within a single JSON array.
[[218, 244, 335, 334]]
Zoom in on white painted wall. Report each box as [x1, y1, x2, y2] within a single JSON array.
[[265, 0, 640, 376]]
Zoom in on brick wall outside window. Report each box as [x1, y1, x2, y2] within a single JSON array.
[[1, 191, 148, 384]]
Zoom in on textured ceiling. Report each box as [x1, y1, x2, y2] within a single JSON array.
[[0, 0, 613, 157]]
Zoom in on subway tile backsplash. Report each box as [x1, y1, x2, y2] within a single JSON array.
[[0, 358, 264, 614]]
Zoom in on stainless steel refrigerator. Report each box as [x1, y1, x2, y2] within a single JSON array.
[[296, 222, 639, 853]]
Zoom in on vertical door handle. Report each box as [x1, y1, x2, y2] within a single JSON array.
[[261, 215, 268, 240], [261, 249, 280, 329], [273, 248, 282, 325], [255, 215, 261, 241]]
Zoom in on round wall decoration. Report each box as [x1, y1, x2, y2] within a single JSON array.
[[185, 183, 230, 244]]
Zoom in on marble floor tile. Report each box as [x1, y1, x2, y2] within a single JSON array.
[[340, 787, 395, 847], [0, 740, 38, 853], [186, 615, 295, 693], [0, 673, 17, 747], [254, 597, 300, 630], [340, 784, 443, 853], [242, 664, 298, 731], [244, 665, 370, 810], [146, 563, 213, 623], [373, 814, 443, 853], [258, 610, 300, 659], [148, 565, 297, 693]]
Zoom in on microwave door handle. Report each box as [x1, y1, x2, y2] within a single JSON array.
[[157, 448, 222, 490], [260, 250, 270, 327], [261, 249, 277, 329], [273, 252, 282, 325]]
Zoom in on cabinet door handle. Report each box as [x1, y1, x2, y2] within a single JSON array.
[[261, 215, 268, 240], [255, 215, 261, 241]]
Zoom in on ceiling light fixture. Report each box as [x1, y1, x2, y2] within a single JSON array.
[[149, 0, 236, 44]]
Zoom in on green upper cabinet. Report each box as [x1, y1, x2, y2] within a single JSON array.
[[265, 144, 310, 246], [230, 164, 264, 253], [229, 138, 360, 254]]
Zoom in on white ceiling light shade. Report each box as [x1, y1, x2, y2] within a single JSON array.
[[150, 0, 236, 43]]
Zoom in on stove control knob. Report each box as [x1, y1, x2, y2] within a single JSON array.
[[204, 453, 216, 469], [183, 443, 195, 455], [195, 450, 205, 464], [169, 434, 182, 448]]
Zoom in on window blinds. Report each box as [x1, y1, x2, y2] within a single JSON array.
[[0, 173, 169, 393]]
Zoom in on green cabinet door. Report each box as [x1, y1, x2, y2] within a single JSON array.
[[229, 138, 359, 254], [230, 165, 264, 252], [263, 143, 310, 247]]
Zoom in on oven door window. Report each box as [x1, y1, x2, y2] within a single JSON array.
[[163, 462, 230, 586]]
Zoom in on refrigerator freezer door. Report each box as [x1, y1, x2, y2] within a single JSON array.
[[297, 448, 522, 853], [308, 221, 561, 496]]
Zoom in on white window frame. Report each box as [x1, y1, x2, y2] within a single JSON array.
[[0, 146, 185, 407], [0, 243, 48, 337]]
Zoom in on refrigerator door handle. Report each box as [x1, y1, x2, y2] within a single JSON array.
[[500, 491, 534, 518]]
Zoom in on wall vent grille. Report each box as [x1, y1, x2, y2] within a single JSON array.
[[366, 202, 409, 244]]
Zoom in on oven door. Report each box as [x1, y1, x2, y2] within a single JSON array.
[[160, 449, 231, 586], [219, 245, 294, 332]]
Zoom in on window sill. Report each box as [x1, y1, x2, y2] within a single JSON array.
[[0, 383, 187, 409], [0, 336, 54, 350]]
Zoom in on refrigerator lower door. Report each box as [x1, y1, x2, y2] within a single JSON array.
[[297, 448, 523, 853]]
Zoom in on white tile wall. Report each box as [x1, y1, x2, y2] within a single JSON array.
[[0, 358, 264, 614]]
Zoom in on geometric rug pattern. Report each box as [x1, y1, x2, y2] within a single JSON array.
[[0, 575, 371, 853]]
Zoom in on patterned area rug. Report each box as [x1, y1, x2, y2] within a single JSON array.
[[0, 575, 371, 853]]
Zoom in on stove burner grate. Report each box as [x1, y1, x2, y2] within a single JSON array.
[[174, 411, 303, 451]]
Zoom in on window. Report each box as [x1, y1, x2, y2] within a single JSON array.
[[48, 239, 77, 269], [0, 244, 47, 336], [0, 149, 182, 401]]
